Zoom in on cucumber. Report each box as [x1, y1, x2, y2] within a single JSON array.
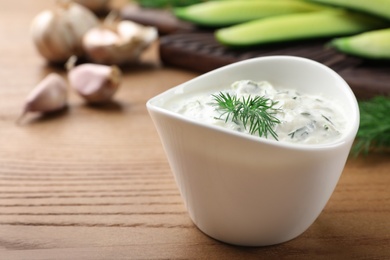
[[306, 0, 390, 20], [174, 0, 331, 27], [330, 28, 390, 59], [216, 10, 388, 47]]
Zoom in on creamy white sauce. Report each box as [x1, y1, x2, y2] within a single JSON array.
[[167, 80, 347, 144]]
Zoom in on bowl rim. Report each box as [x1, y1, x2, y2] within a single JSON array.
[[147, 56, 360, 151]]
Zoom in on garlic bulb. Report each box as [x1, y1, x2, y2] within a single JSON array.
[[31, 1, 99, 63], [68, 63, 122, 104], [82, 20, 158, 65], [18, 73, 68, 123], [72, 0, 111, 14]]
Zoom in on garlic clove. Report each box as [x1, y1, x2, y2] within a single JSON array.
[[18, 73, 68, 123], [68, 63, 122, 104], [80, 27, 122, 65], [82, 20, 158, 65], [31, 1, 99, 63], [119, 21, 158, 59]]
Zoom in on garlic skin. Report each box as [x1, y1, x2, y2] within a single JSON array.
[[72, 0, 111, 14], [18, 73, 68, 123], [31, 2, 99, 63], [68, 64, 122, 104], [82, 20, 158, 65]]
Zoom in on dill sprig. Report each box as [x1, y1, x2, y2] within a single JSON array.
[[212, 92, 281, 140], [352, 96, 390, 156]]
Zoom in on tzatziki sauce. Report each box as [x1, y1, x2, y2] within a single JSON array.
[[167, 80, 347, 144]]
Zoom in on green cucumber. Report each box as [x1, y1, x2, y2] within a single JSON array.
[[306, 0, 390, 20], [174, 0, 331, 27], [216, 10, 388, 47], [330, 28, 390, 59]]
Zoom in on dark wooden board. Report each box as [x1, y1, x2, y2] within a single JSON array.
[[121, 5, 390, 99], [159, 32, 390, 99]]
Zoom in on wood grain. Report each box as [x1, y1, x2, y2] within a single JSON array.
[[1, 1, 389, 259]]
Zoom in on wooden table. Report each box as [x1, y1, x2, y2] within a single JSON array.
[[1, 1, 389, 259]]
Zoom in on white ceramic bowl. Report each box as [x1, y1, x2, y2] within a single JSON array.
[[147, 56, 359, 246]]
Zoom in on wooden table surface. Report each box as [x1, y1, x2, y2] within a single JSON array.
[[1, 1, 389, 259]]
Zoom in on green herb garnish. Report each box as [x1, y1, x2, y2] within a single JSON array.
[[212, 92, 281, 140], [352, 96, 390, 156]]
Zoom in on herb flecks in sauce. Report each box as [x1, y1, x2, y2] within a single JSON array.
[[170, 80, 346, 144]]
